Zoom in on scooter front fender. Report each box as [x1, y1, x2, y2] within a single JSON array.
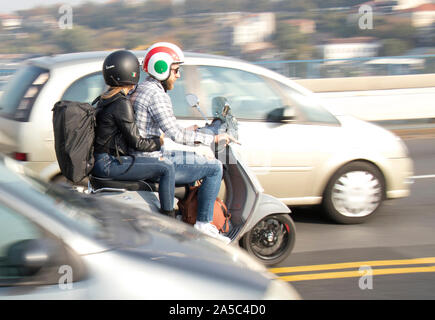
[[240, 193, 291, 239]]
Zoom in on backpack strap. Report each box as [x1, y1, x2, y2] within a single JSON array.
[[91, 95, 101, 106]]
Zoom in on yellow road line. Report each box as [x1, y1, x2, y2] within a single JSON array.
[[269, 257, 435, 274], [278, 266, 435, 282]]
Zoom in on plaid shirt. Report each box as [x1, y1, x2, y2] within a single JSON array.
[[130, 76, 214, 158]]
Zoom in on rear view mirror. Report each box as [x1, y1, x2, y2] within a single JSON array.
[[186, 93, 209, 122], [186, 93, 199, 108], [266, 107, 296, 123], [6, 238, 63, 277]]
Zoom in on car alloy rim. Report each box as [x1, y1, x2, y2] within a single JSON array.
[[331, 171, 382, 217]]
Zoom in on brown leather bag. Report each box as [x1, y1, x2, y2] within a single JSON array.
[[179, 184, 231, 233], [212, 197, 231, 233], [179, 185, 200, 225]]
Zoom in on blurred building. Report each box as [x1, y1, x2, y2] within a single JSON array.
[[232, 12, 275, 46], [364, 57, 425, 75], [352, 0, 432, 14], [321, 37, 381, 62], [392, 0, 432, 10], [0, 14, 22, 30], [398, 3, 435, 27]]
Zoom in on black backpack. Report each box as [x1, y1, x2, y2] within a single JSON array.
[[52, 98, 100, 183]]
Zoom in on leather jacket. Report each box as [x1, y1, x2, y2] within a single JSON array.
[[94, 92, 161, 157]]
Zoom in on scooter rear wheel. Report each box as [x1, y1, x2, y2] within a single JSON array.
[[241, 214, 296, 267]]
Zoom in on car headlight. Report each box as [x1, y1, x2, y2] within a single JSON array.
[[263, 279, 301, 300]]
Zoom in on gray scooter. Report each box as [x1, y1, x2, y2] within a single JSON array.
[[86, 95, 296, 266]]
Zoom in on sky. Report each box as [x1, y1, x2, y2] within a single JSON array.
[[0, 0, 110, 13]]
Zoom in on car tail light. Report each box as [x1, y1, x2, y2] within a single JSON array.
[[14, 152, 28, 161], [14, 72, 49, 122]]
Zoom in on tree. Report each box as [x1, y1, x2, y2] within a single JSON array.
[[54, 26, 97, 53], [273, 22, 314, 60]]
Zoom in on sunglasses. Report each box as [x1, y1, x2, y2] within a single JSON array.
[[171, 67, 181, 76]]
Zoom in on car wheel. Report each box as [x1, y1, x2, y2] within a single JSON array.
[[241, 214, 296, 266], [323, 161, 385, 224]]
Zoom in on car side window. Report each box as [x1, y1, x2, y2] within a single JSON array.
[[61, 72, 107, 104], [167, 76, 191, 117], [197, 66, 284, 120], [276, 82, 339, 124], [0, 205, 43, 280], [138, 68, 192, 118]]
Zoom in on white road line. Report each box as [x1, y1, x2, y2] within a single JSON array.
[[411, 175, 435, 179]]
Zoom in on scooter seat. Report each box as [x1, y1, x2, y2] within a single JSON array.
[[89, 175, 158, 192], [89, 175, 188, 199]]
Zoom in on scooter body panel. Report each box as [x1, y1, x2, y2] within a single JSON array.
[[235, 193, 291, 240]]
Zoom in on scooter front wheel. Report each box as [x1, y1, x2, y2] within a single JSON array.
[[241, 214, 296, 267]]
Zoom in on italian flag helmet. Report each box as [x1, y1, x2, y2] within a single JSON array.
[[143, 42, 184, 81]]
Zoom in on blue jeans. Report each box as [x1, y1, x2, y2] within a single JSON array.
[[165, 150, 223, 223], [92, 153, 175, 212]]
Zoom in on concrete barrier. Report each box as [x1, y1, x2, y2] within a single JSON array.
[[294, 74, 435, 122], [294, 74, 435, 92]]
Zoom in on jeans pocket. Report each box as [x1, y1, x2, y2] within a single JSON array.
[[93, 153, 112, 177]]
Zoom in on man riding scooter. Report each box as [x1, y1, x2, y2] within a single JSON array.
[[130, 42, 238, 244]]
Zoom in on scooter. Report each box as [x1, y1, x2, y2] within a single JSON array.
[[86, 95, 296, 266]]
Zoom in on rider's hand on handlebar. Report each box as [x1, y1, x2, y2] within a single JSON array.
[[187, 124, 199, 131], [214, 133, 240, 146], [160, 133, 165, 146]]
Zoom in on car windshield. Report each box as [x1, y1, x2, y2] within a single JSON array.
[[0, 156, 106, 238]]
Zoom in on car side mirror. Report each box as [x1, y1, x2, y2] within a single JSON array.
[[6, 239, 63, 277], [266, 107, 296, 123]]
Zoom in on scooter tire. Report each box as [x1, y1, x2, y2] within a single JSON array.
[[241, 214, 296, 267]]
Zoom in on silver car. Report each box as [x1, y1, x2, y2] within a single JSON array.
[[0, 51, 413, 224], [0, 154, 298, 300]]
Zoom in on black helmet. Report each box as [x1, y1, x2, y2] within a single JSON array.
[[103, 50, 140, 87]]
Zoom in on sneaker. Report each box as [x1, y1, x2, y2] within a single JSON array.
[[194, 221, 231, 245]]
